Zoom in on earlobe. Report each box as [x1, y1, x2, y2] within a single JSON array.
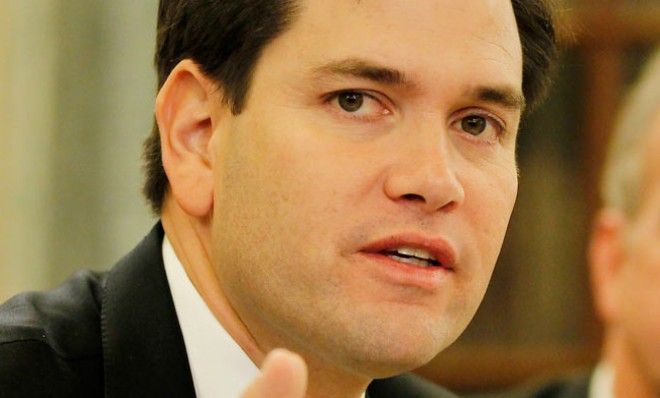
[[156, 60, 221, 218], [588, 208, 627, 324]]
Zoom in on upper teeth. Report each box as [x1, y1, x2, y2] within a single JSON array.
[[391, 246, 437, 262]]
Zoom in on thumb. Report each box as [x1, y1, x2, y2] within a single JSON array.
[[241, 348, 308, 398]]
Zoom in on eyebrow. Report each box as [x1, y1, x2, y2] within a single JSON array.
[[467, 86, 526, 112], [312, 58, 525, 111], [312, 58, 414, 88]]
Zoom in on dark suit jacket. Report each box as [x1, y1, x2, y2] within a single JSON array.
[[472, 373, 591, 398], [0, 224, 454, 397]]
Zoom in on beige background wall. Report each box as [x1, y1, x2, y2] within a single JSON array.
[[0, 1, 157, 300]]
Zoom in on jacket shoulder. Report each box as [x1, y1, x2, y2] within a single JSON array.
[[0, 269, 106, 396], [471, 373, 591, 398], [369, 373, 458, 398]]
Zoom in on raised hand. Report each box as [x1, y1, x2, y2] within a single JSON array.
[[241, 349, 308, 398]]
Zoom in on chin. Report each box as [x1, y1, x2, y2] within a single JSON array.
[[340, 321, 460, 378], [350, 346, 443, 379]]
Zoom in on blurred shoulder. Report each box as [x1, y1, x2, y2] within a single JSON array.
[[0, 269, 106, 396], [470, 373, 591, 398]]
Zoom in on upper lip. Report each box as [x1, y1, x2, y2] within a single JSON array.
[[359, 233, 457, 270]]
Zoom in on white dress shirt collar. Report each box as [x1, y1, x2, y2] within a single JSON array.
[[163, 235, 367, 398], [163, 236, 259, 397], [589, 362, 614, 398]]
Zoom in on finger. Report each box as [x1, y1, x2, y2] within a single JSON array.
[[241, 348, 308, 398]]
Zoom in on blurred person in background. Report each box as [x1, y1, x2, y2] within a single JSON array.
[[482, 47, 660, 398], [0, 1, 557, 397], [586, 47, 660, 398]]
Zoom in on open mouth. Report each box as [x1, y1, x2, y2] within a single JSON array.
[[381, 246, 440, 268], [360, 234, 456, 274], [358, 235, 456, 289]]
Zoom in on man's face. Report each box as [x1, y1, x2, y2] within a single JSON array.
[[617, 110, 660, 388], [209, 0, 522, 376]]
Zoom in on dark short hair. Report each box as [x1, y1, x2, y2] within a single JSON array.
[[143, 0, 557, 214]]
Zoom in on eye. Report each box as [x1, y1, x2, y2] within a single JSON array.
[[453, 110, 506, 142], [461, 115, 487, 136], [338, 92, 364, 112], [329, 90, 391, 121]]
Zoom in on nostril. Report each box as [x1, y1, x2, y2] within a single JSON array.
[[401, 193, 425, 202]]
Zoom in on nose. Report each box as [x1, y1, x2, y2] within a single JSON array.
[[383, 133, 465, 214]]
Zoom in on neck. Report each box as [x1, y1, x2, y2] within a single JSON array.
[[161, 198, 370, 397], [605, 329, 659, 398], [161, 198, 265, 364]]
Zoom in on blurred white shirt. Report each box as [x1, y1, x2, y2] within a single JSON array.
[[589, 362, 614, 398]]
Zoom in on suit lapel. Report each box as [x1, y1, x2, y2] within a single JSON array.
[[100, 223, 196, 397]]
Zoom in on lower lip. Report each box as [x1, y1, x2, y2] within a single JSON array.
[[357, 252, 452, 291]]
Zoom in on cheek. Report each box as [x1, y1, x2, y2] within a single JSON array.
[[212, 114, 360, 281], [463, 162, 518, 264], [621, 276, 660, 368], [447, 162, 517, 316], [619, 236, 660, 354]]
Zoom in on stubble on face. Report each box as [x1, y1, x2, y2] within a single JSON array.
[[208, 0, 523, 378]]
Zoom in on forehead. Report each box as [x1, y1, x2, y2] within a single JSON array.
[[261, 0, 523, 93]]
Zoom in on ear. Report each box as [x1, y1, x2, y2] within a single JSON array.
[[588, 208, 628, 324], [156, 60, 223, 218]]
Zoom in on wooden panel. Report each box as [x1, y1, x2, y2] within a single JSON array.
[[557, 4, 660, 47], [418, 344, 599, 393]]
